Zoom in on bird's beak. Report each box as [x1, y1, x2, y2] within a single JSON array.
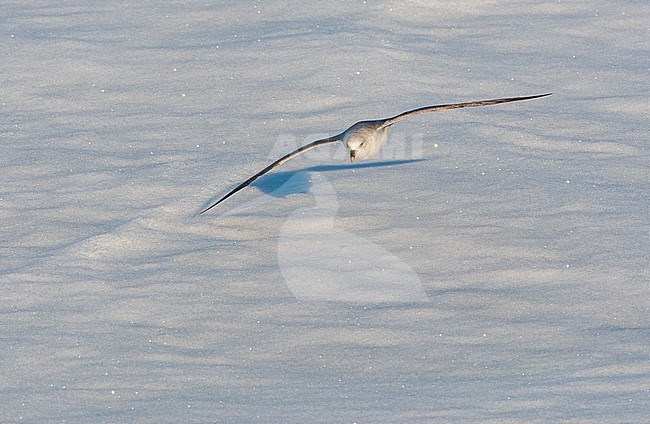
[[349, 150, 356, 164]]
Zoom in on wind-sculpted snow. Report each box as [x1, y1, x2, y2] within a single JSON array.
[[1, 1, 647, 422]]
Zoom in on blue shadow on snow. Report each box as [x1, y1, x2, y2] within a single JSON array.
[[250, 159, 427, 198]]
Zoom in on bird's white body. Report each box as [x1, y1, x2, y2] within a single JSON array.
[[342, 121, 389, 163]]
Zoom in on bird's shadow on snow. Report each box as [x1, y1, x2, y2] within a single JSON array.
[[198, 159, 426, 216], [250, 159, 427, 198]]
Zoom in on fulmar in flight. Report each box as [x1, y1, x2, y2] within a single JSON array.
[[200, 93, 551, 214]]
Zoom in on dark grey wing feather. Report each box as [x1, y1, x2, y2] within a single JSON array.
[[379, 93, 552, 129], [200, 135, 342, 214]]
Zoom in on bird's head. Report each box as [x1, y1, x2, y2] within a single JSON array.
[[345, 137, 367, 164]]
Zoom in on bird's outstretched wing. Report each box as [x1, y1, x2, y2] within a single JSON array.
[[379, 93, 552, 129], [199, 134, 343, 214]]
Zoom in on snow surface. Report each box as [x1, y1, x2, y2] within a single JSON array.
[[1, 1, 648, 422]]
